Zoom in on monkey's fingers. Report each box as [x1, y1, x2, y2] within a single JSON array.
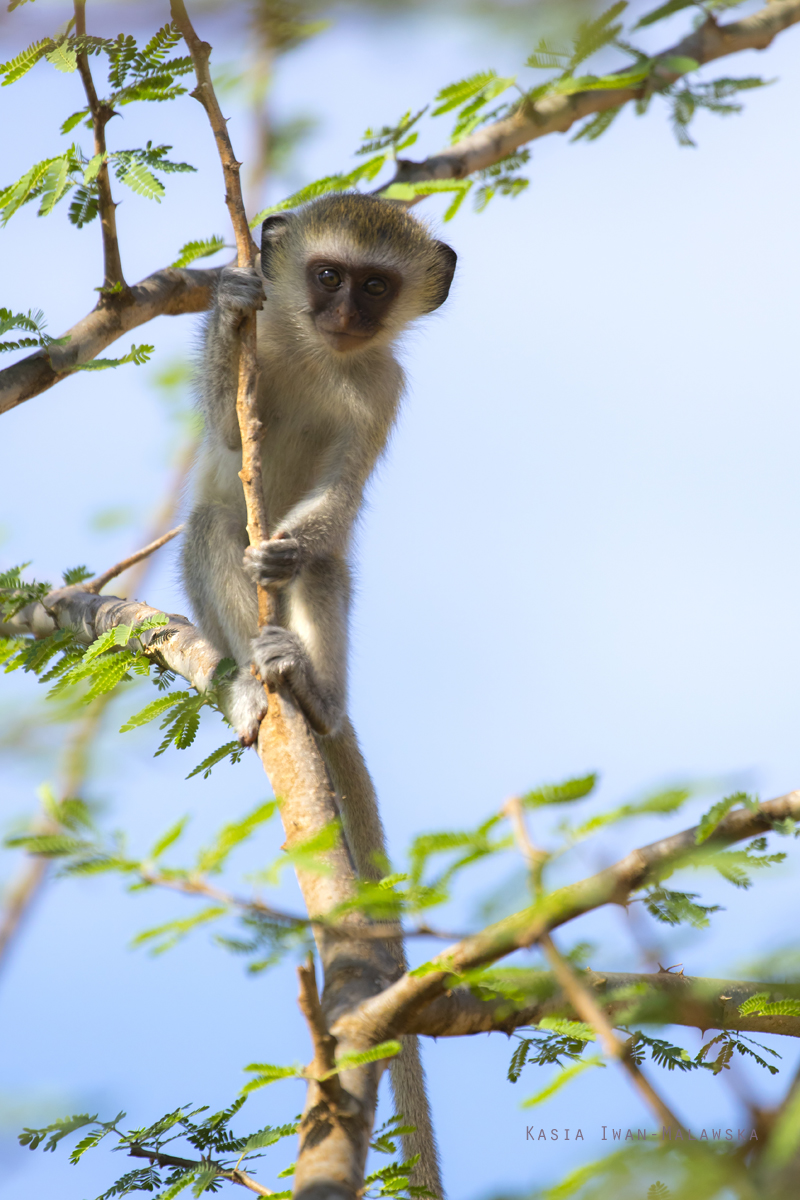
[[243, 537, 302, 585]]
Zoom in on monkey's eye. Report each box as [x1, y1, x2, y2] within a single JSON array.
[[317, 268, 341, 289], [363, 277, 388, 297]]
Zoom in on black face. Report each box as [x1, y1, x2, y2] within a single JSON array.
[[306, 259, 400, 352]]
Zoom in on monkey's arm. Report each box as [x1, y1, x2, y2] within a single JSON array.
[[201, 267, 264, 450], [245, 428, 390, 586]]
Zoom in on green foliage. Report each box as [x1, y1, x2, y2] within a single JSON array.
[[356, 108, 427, 157], [560, 786, 690, 843], [186, 740, 245, 780], [19, 1097, 300, 1199], [628, 1032, 699, 1073], [507, 1022, 595, 1082], [365, 1154, 436, 1199], [696, 1030, 780, 1076], [695, 790, 759, 842], [523, 773, 598, 809], [70, 343, 154, 371], [0, 562, 50, 619], [571, 105, 623, 143], [0, 305, 68, 353], [170, 236, 228, 268], [666, 76, 771, 147], [641, 885, 722, 928], [520, 1056, 604, 1108], [634, 0, 696, 29], [738, 992, 800, 1018], [250, 152, 388, 226]]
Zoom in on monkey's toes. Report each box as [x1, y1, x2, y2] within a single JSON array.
[[251, 626, 305, 682]]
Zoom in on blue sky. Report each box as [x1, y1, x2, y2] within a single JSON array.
[[1, 2, 800, 1197]]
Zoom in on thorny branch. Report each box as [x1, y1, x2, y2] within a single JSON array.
[[2, 2, 799, 414], [340, 791, 800, 1048]]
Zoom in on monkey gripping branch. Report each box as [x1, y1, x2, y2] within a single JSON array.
[[3, 3, 800, 1200]]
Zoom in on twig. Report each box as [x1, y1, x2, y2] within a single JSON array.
[[74, 0, 127, 294], [128, 1145, 275, 1196], [170, 0, 274, 628], [0, 855, 49, 972], [542, 932, 685, 1133], [85, 525, 184, 594], [298, 957, 345, 1100], [503, 797, 685, 1132]]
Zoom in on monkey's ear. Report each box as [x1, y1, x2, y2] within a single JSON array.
[[425, 241, 457, 312], [261, 213, 294, 279]]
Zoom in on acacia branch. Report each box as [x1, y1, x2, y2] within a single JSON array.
[[0, 266, 219, 416], [2, 2, 797, 416], [74, 0, 126, 293], [340, 791, 800, 1046], [406, 971, 800, 1041], [385, 0, 800, 193]]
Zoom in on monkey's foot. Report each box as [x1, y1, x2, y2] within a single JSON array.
[[251, 625, 307, 686], [227, 667, 269, 747], [243, 535, 302, 587], [250, 627, 341, 737]]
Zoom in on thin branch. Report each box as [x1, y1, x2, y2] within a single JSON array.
[[339, 791, 800, 1046], [85, 525, 184, 594], [0, 266, 219, 416], [504, 796, 683, 1131], [170, 0, 273, 628], [298, 957, 347, 1102], [127, 1145, 275, 1196], [74, 0, 126, 293], [0, 854, 49, 972], [543, 932, 685, 1132], [384, 1, 800, 195]]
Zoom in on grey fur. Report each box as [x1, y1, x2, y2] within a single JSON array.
[[181, 195, 455, 1197]]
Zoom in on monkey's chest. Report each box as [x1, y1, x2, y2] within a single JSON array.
[[259, 411, 339, 525]]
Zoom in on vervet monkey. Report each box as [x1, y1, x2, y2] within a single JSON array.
[[181, 193, 457, 1196]]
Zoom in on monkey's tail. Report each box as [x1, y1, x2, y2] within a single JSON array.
[[320, 719, 445, 1200], [390, 1034, 443, 1199]]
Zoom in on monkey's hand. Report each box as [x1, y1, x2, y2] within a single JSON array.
[[216, 265, 265, 324], [243, 534, 302, 588]]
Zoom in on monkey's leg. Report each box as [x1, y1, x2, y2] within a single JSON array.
[[248, 555, 348, 736], [181, 503, 271, 744], [321, 720, 444, 1199]]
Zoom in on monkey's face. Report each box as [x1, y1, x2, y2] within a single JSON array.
[[306, 259, 401, 353]]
